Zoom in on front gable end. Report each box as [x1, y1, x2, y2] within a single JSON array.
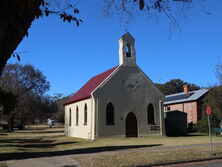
[[93, 65, 163, 101], [135, 65, 164, 99], [92, 65, 165, 137]]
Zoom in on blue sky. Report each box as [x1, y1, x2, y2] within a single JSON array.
[[8, 0, 222, 96]]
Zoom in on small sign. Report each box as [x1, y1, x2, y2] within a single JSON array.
[[206, 106, 212, 116]]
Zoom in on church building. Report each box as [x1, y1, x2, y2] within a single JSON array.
[[64, 33, 165, 140]]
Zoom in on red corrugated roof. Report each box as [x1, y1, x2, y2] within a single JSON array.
[[64, 66, 119, 105]]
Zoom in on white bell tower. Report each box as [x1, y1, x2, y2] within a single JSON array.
[[118, 32, 136, 66]]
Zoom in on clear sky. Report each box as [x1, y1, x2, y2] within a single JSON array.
[[8, 0, 222, 96]]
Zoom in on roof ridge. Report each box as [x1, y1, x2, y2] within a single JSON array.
[[165, 88, 209, 97], [64, 65, 119, 105], [164, 88, 209, 105]]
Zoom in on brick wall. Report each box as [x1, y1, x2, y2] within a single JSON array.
[[164, 102, 201, 123]]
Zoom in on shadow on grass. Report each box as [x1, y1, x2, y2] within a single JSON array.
[[15, 130, 64, 134], [8, 141, 78, 148], [0, 138, 54, 144], [0, 138, 78, 149], [0, 144, 162, 161], [0, 133, 7, 136], [166, 133, 207, 137]]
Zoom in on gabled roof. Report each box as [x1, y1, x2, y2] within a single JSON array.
[[64, 66, 119, 105], [164, 88, 209, 105]]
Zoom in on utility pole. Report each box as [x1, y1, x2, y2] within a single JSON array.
[[206, 105, 213, 155]]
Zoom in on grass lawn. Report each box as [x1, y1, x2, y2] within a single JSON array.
[[75, 146, 222, 167], [0, 163, 7, 167], [1, 126, 222, 166]]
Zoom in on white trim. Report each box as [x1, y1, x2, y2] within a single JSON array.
[[91, 96, 95, 140], [90, 66, 120, 96]]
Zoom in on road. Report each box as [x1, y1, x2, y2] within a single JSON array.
[[185, 160, 222, 167], [156, 159, 222, 167]]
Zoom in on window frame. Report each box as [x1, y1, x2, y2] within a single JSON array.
[[69, 108, 72, 126], [84, 103, 87, 125], [147, 103, 155, 125], [76, 106, 79, 126], [106, 103, 115, 125]]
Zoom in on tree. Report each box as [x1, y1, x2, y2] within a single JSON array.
[[0, 88, 17, 115], [216, 62, 222, 85], [155, 79, 200, 95], [0, 63, 50, 131], [0, 0, 198, 76], [103, 0, 202, 29], [0, 0, 82, 76], [203, 86, 222, 128], [38, 94, 61, 122], [201, 63, 222, 129], [54, 95, 70, 123], [12, 92, 61, 128]]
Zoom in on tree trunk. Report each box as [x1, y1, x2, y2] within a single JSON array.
[[0, 19, 24, 76], [0, 0, 42, 76], [9, 114, 14, 132]]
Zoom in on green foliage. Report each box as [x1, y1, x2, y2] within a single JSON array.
[[55, 95, 70, 123], [195, 114, 220, 133], [0, 63, 50, 96], [155, 79, 201, 95], [203, 86, 222, 121], [194, 117, 208, 133], [40, 2, 83, 27], [0, 63, 51, 128], [0, 88, 17, 114]]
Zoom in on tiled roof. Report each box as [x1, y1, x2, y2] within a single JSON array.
[[164, 89, 209, 105], [64, 66, 119, 105]]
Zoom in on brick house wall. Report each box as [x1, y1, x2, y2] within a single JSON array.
[[164, 101, 200, 123], [164, 85, 208, 124]]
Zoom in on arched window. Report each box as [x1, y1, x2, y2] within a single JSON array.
[[106, 103, 114, 125], [84, 103, 87, 125], [76, 106, 79, 126], [69, 108, 72, 126], [147, 103, 155, 125], [125, 43, 131, 57]]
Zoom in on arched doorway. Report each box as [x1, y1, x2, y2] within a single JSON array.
[[125, 112, 138, 137]]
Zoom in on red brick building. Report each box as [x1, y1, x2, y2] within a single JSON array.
[[164, 85, 209, 124]]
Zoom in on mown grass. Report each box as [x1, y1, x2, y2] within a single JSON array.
[[0, 163, 7, 167], [1, 125, 222, 165], [1, 128, 221, 154], [1, 126, 222, 155], [75, 146, 222, 167]]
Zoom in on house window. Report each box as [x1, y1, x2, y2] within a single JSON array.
[[125, 43, 131, 57], [106, 103, 114, 125], [147, 103, 155, 125], [167, 106, 171, 111], [69, 108, 72, 126], [84, 103, 87, 125], [76, 106, 79, 126]]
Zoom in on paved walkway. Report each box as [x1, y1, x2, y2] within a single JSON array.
[[5, 143, 222, 167], [6, 155, 81, 167]]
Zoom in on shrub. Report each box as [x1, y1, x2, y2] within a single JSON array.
[[194, 118, 208, 133], [188, 122, 195, 133]]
